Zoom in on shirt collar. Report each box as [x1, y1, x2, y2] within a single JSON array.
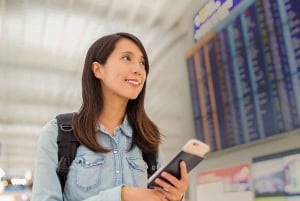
[[119, 115, 133, 137], [97, 115, 133, 138]]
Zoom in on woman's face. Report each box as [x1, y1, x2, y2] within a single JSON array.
[[93, 38, 147, 102]]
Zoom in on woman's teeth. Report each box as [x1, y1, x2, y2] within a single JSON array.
[[126, 79, 139, 85]]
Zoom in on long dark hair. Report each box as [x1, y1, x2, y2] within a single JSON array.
[[73, 32, 162, 153]]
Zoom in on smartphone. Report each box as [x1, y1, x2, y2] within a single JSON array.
[[147, 139, 210, 188]]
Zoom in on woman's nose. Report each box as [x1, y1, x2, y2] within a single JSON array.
[[132, 61, 143, 74]]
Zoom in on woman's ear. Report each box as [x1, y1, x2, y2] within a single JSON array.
[[92, 62, 104, 79]]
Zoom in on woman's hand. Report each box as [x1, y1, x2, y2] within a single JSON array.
[[121, 161, 189, 201], [154, 161, 189, 201], [121, 186, 169, 201]]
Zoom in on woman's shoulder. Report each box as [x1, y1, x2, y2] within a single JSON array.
[[41, 118, 58, 136], [37, 118, 58, 150]]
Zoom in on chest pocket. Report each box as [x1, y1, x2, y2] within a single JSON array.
[[126, 156, 147, 186], [74, 154, 105, 191]]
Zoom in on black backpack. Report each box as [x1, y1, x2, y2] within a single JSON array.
[[55, 113, 158, 191]]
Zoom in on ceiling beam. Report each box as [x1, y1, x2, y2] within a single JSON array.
[[39, 0, 50, 50], [56, 0, 75, 55], [144, 0, 166, 28], [106, 0, 118, 20], [69, 0, 96, 57], [0, 66, 81, 104], [0, 101, 77, 124], [0, 0, 6, 35], [147, 26, 188, 78], [0, 0, 7, 64], [162, 0, 193, 31], [1, 157, 35, 167], [18, 0, 28, 67], [0, 138, 37, 148], [1, 148, 36, 156], [126, 0, 142, 24], [0, 124, 41, 137]]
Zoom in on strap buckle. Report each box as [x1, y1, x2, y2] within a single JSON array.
[[56, 156, 71, 176], [60, 124, 73, 132]]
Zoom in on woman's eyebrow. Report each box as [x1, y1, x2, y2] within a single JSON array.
[[120, 51, 133, 54], [120, 51, 144, 59]]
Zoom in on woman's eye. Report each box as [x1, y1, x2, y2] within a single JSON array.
[[140, 60, 145, 66], [122, 55, 131, 61]]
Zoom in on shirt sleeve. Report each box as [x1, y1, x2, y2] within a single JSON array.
[[31, 119, 64, 201]]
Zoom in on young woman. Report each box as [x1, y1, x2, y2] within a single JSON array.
[[31, 32, 189, 201]]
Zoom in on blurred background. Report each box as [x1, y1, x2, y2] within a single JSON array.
[[0, 0, 199, 200], [1, 0, 300, 201]]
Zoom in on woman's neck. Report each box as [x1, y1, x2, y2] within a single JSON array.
[[99, 99, 127, 135]]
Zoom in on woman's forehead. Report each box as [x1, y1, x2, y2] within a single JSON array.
[[114, 38, 144, 56]]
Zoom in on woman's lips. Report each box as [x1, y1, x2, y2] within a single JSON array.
[[125, 79, 140, 86]]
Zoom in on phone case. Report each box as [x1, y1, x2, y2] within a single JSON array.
[[147, 139, 210, 188]]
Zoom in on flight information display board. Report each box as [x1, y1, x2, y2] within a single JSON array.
[[186, 0, 300, 151]]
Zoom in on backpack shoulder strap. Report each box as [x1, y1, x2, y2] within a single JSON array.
[[56, 112, 79, 192], [142, 151, 158, 178]]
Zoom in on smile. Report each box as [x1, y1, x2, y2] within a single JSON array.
[[125, 79, 141, 85]]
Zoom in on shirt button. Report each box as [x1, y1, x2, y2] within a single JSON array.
[[116, 170, 120, 174]]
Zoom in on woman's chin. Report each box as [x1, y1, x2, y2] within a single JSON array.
[[126, 93, 140, 100]]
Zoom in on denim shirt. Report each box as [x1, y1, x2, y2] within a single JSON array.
[[31, 117, 154, 201]]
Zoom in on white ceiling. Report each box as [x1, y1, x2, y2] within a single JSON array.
[[0, 0, 200, 176]]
